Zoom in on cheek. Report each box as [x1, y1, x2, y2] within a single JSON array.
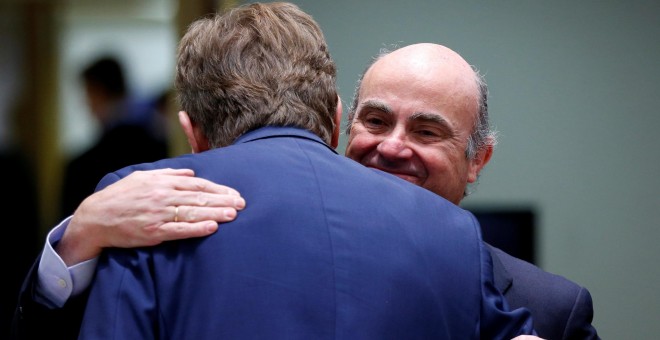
[[418, 149, 468, 185], [417, 147, 451, 171], [345, 131, 376, 158]]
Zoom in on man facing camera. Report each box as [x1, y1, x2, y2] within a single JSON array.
[[344, 43, 598, 340]]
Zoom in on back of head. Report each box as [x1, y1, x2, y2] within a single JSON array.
[[175, 2, 338, 148], [81, 56, 126, 99]]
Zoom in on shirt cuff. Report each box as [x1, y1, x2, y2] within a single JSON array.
[[36, 216, 99, 308]]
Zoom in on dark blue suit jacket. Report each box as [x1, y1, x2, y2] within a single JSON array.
[[488, 245, 599, 340], [77, 127, 533, 339]]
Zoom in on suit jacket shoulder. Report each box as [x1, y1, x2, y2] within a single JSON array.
[[488, 244, 599, 340]]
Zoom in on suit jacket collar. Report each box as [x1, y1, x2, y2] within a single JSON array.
[[235, 126, 338, 155], [486, 243, 513, 295]]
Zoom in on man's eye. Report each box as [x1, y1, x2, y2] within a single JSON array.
[[362, 116, 387, 130], [415, 128, 449, 141], [418, 129, 437, 137], [364, 117, 386, 128]]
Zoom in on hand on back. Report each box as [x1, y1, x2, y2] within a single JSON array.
[[56, 168, 245, 265]]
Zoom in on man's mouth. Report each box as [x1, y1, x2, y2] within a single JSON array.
[[389, 172, 418, 184], [369, 166, 419, 184]]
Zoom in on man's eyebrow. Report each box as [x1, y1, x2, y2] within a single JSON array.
[[409, 112, 451, 128], [358, 99, 393, 116], [357, 100, 455, 134], [409, 112, 457, 137]]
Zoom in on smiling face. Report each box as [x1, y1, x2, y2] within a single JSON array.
[[345, 44, 491, 205]]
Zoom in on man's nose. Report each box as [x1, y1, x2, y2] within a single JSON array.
[[376, 133, 413, 159]]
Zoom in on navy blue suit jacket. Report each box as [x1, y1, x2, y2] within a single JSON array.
[[77, 127, 533, 339], [488, 245, 599, 340]]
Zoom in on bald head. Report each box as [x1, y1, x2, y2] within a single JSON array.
[[376, 43, 478, 91]]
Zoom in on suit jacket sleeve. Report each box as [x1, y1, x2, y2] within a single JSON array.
[[477, 240, 537, 338], [565, 286, 599, 339], [78, 248, 157, 339], [11, 172, 125, 340], [11, 257, 89, 340]]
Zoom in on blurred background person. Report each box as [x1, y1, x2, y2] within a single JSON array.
[[59, 56, 169, 218]]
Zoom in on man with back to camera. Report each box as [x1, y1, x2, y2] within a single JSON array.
[[14, 2, 535, 339]]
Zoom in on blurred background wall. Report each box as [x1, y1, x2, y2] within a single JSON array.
[[2, 0, 658, 338]]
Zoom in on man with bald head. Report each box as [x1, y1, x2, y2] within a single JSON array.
[[344, 43, 599, 339], [15, 43, 598, 339]]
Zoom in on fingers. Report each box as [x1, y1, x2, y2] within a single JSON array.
[[170, 205, 241, 224], [155, 221, 220, 242], [170, 176, 242, 196], [147, 169, 246, 210], [168, 192, 246, 213], [125, 169, 244, 203], [140, 168, 196, 177], [110, 169, 246, 224], [135, 168, 242, 197], [63, 169, 246, 258]]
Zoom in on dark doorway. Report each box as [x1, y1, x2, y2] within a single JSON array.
[[467, 207, 536, 264]]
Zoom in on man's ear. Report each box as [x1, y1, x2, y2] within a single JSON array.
[[467, 143, 493, 183], [330, 96, 343, 148], [178, 111, 210, 153]]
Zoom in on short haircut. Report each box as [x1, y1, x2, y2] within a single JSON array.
[[175, 2, 338, 148]]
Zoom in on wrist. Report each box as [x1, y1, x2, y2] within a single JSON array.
[[56, 213, 103, 266]]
